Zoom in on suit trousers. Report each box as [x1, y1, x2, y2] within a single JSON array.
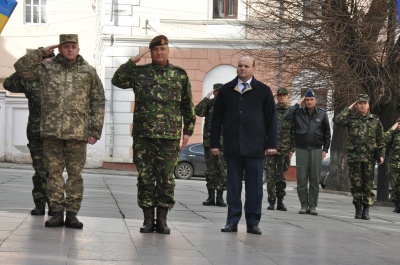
[[225, 155, 264, 226], [295, 148, 322, 208]]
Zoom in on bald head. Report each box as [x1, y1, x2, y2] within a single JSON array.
[[237, 56, 256, 81]]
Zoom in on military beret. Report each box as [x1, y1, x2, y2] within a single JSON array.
[[277, 87, 288, 95], [304, 89, 315, 98], [59, 34, 78, 44], [356, 94, 370, 102], [213, 83, 223, 90], [149, 35, 168, 49]]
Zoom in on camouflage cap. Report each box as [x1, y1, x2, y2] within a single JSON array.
[[277, 87, 288, 95], [149, 35, 168, 49], [356, 94, 370, 102], [213, 83, 223, 90], [59, 34, 78, 44], [304, 89, 315, 98]]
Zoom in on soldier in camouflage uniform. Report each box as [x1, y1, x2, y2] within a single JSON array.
[[14, 34, 105, 229], [333, 94, 385, 220], [3, 51, 55, 216], [195, 83, 227, 207], [112, 35, 196, 234], [383, 118, 400, 213], [265, 88, 294, 211]]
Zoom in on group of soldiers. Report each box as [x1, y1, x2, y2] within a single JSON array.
[[197, 85, 400, 220], [4, 33, 400, 234]]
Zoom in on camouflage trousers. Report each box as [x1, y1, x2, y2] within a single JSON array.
[[134, 138, 179, 209], [348, 161, 375, 205], [27, 137, 49, 206], [43, 138, 86, 214], [388, 163, 400, 203], [204, 147, 227, 190], [264, 154, 290, 203]]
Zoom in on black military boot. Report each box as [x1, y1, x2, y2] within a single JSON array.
[[31, 203, 45, 215], [276, 198, 287, 211], [393, 202, 400, 213], [64, 211, 83, 229], [216, 190, 227, 207], [354, 202, 362, 219], [45, 212, 64, 227], [46, 199, 54, 216], [267, 202, 275, 210], [156, 207, 170, 234], [362, 204, 370, 220], [140, 207, 155, 233], [203, 189, 216, 206]]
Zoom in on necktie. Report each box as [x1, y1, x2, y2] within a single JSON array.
[[242, 83, 249, 93]]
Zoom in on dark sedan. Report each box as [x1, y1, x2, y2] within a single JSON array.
[[174, 143, 267, 183], [174, 143, 207, 179]]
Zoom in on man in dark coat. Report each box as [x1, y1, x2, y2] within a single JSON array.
[[210, 55, 278, 235]]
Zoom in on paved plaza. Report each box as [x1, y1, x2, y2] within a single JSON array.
[[0, 162, 399, 265]]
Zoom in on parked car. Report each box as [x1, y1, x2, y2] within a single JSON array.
[[174, 143, 207, 179], [174, 143, 267, 183]]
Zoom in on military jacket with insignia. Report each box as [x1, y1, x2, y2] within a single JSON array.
[[276, 104, 295, 154], [384, 128, 400, 168], [333, 107, 385, 163], [14, 49, 105, 141], [111, 59, 196, 140], [3, 72, 41, 137]]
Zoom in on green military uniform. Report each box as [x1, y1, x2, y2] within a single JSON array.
[[195, 83, 227, 206], [264, 98, 294, 207], [3, 72, 50, 212], [14, 39, 105, 218], [111, 55, 196, 210], [333, 95, 385, 209], [195, 88, 227, 191], [384, 127, 400, 212]]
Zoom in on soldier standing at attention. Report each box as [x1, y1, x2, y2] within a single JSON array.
[[14, 34, 105, 229], [265, 88, 294, 211], [284, 89, 331, 216], [112, 35, 196, 234], [333, 94, 385, 220], [3, 50, 55, 216], [383, 118, 400, 213], [195, 83, 227, 207]]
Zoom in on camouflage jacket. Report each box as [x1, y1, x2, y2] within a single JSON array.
[[384, 128, 400, 168], [275, 104, 295, 154], [3, 72, 41, 137], [333, 107, 385, 163], [195, 97, 223, 147], [111, 59, 196, 140], [14, 49, 105, 141]]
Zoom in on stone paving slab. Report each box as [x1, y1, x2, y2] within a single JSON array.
[[0, 162, 399, 264]]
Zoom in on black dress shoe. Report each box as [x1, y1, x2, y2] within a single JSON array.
[[247, 225, 262, 235], [221, 223, 237, 232]]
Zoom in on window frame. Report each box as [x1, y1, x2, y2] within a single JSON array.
[[213, 0, 238, 19], [25, 0, 47, 24]]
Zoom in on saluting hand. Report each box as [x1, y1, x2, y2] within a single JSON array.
[[43, 44, 59, 56], [132, 49, 150, 63], [206, 91, 213, 99], [297, 97, 305, 106], [391, 120, 400, 131], [348, 101, 357, 110]]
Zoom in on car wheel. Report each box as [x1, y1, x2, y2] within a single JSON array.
[[174, 162, 194, 180]]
